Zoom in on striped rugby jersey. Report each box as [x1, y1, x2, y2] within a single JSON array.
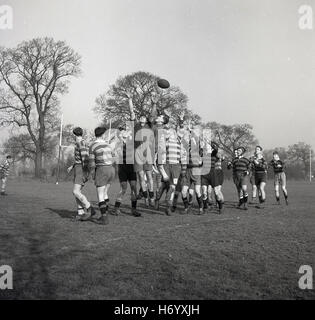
[[158, 128, 182, 165], [269, 159, 285, 173], [231, 156, 251, 174], [0, 160, 11, 177], [74, 140, 89, 168], [89, 138, 117, 168]]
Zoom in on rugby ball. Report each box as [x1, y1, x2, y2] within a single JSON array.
[[157, 78, 170, 89]]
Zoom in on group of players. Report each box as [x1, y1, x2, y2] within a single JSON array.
[[62, 95, 289, 225], [0, 93, 289, 224]]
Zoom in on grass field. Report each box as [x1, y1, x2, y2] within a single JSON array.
[[0, 178, 314, 300]]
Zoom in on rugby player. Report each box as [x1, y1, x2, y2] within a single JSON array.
[[67, 128, 95, 221], [113, 110, 141, 217], [269, 152, 289, 205], [0, 155, 13, 196], [252, 148, 268, 209], [230, 147, 251, 210], [129, 95, 156, 207], [89, 126, 118, 225], [201, 142, 225, 214]]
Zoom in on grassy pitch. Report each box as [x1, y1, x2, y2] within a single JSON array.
[[0, 179, 314, 300]]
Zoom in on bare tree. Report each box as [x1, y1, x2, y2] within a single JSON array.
[[0, 37, 81, 177], [204, 122, 258, 157]]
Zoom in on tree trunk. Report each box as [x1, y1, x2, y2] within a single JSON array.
[[34, 149, 43, 178]]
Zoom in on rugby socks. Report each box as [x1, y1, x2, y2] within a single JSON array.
[[114, 201, 121, 208], [197, 196, 203, 209], [99, 201, 108, 215], [188, 193, 193, 205], [243, 193, 248, 203], [203, 199, 208, 209], [149, 191, 154, 200], [172, 192, 179, 211], [131, 200, 137, 209], [218, 200, 224, 210], [143, 191, 148, 199], [183, 197, 189, 209]]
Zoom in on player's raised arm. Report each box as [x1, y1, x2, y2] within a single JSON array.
[[126, 92, 136, 121], [148, 92, 159, 124]]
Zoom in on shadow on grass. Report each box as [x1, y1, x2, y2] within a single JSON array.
[[46, 207, 76, 219]]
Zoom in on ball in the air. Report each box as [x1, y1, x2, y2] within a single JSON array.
[[157, 78, 170, 89]]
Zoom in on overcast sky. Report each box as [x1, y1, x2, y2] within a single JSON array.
[[1, 0, 315, 150]]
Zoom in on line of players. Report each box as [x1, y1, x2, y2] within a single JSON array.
[[67, 96, 289, 225]]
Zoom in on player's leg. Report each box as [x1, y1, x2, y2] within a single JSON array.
[[95, 185, 109, 224], [274, 175, 281, 204], [250, 173, 257, 204], [188, 187, 194, 207], [202, 184, 208, 210], [145, 169, 155, 206], [214, 170, 224, 213], [281, 173, 288, 205], [138, 169, 148, 206], [165, 182, 175, 216], [214, 185, 224, 214], [155, 164, 171, 210], [114, 181, 128, 215], [181, 185, 190, 214], [260, 181, 266, 205], [195, 183, 204, 214], [241, 178, 249, 210], [72, 183, 95, 220], [172, 171, 182, 213], [130, 179, 141, 216], [93, 166, 115, 224]]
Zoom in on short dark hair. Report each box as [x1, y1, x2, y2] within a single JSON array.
[[95, 127, 106, 138], [163, 114, 170, 125], [6, 155, 12, 159], [73, 127, 83, 137], [273, 151, 279, 155]]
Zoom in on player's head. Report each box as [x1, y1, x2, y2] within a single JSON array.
[[273, 151, 280, 161], [237, 147, 246, 157], [139, 114, 147, 127], [73, 127, 83, 142], [255, 145, 263, 154], [6, 155, 12, 163], [155, 115, 164, 126], [211, 142, 219, 156], [234, 149, 238, 157], [163, 114, 171, 129], [94, 126, 106, 138]]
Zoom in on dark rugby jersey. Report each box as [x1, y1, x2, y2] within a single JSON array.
[[252, 158, 268, 174], [232, 156, 251, 174], [269, 159, 285, 173]]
